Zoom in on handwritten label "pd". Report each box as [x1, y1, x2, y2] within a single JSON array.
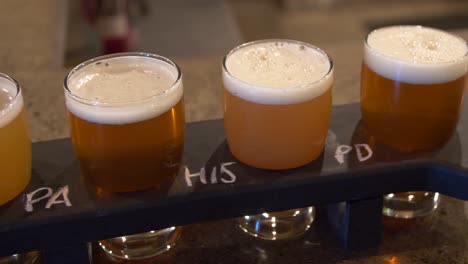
[[335, 144, 373, 164]]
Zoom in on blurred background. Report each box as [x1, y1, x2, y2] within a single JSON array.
[[61, 0, 468, 126], [65, 0, 468, 63]]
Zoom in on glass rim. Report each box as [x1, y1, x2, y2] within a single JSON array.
[[364, 25, 468, 65], [0, 72, 21, 104], [64, 52, 182, 106], [222, 39, 334, 90]]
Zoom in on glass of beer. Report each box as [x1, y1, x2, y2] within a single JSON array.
[[0, 73, 31, 206], [223, 40, 333, 239], [64, 52, 184, 259], [361, 25, 468, 218]]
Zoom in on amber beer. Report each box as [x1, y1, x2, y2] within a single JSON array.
[[361, 26, 468, 152], [64, 53, 184, 192], [0, 73, 31, 205], [223, 40, 333, 170]]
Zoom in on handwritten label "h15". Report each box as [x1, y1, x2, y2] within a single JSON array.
[[185, 162, 237, 187]]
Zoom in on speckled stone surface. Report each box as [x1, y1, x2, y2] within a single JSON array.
[[1, 0, 468, 263]]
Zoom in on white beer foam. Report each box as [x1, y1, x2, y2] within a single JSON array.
[[0, 77, 23, 129], [224, 40, 333, 105], [365, 26, 468, 84], [65, 56, 183, 125]]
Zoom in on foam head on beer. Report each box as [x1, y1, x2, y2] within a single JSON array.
[[65, 54, 185, 192], [65, 55, 183, 125], [0, 76, 23, 128], [224, 40, 333, 105], [364, 25, 468, 84]]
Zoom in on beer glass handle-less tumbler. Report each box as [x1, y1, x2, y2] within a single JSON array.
[[0, 73, 32, 263], [361, 26, 468, 218], [0, 73, 31, 207], [64, 52, 185, 260], [222, 39, 333, 239]]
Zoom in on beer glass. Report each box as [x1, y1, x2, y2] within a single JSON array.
[[64, 53, 184, 259], [223, 39, 333, 239], [0, 251, 41, 264], [0, 73, 31, 206], [361, 25, 468, 218]]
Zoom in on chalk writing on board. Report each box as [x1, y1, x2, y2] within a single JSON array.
[[25, 185, 72, 212], [185, 162, 237, 187], [335, 144, 373, 164], [335, 145, 352, 164]]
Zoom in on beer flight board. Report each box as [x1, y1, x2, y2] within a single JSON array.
[[1, 103, 468, 262]]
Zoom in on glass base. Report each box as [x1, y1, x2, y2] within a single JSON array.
[[98, 227, 181, 260], [0, 252, 40, 264], [238, 207, 315, 240], [383, 192, 440, 219]]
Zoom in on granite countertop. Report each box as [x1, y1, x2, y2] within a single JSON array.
[[1, 1, 468, 263]]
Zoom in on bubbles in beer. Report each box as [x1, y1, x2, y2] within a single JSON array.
[[0, 88, 12, 111], [66, 55, 183, 125], [224, 40, 333, 105], [368, 26, 467, 64], [69, 59, 178, 103], [0, 77, 22, 128], [364, 26, 468, 84], [226, 42, 329, 89]]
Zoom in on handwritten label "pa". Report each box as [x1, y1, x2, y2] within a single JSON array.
[[24, 185, 72, 212]]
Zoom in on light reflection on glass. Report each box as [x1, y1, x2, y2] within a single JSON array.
[[388, 256, 398, 263], [238, 207, 315, 240]]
